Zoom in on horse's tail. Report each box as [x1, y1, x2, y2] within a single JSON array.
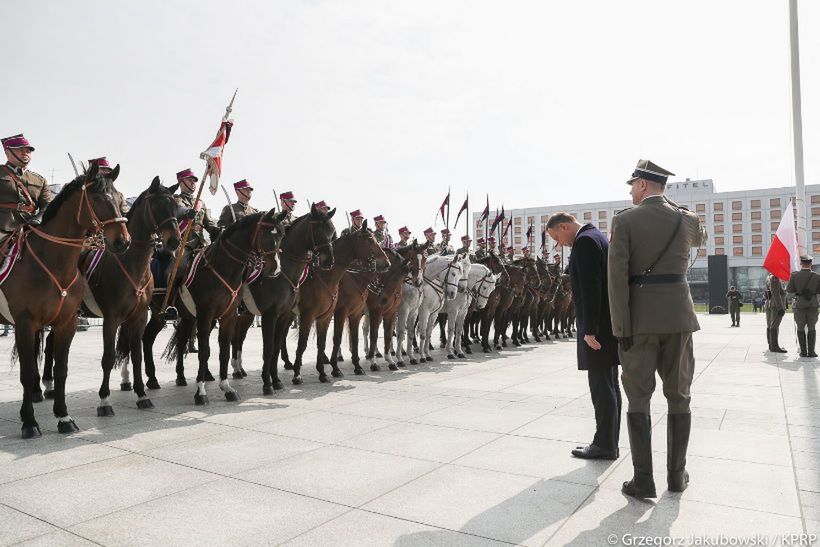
[[10, 328, 44, 371], [162, 317, 192, 362], [114, 326, 130, 368]]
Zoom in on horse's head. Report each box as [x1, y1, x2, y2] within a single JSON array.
[[471, 265, 498, 310], [78, 163, 130, 253], [309, 203, 336, 269], [349, 220, 390, 272], [129, 176, 181, 251], [444, 254, 465, 300], [408, 240, 426, 287], [255, 208, 286, 257]]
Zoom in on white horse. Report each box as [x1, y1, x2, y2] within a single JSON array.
[[395, 249, 427, 366], [416, 254, 466, 362], [441, 263, 498, 359]]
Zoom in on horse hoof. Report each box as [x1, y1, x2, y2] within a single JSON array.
[[43, 389, 55, 400], [96, 405, 115, 417], [375, 351, 383, 358], [240, 369, 248, 378], [57, 419, 79, 434], [232, 371, 244, 379], [292, 376, 303, 385], [457, 353, 466, 358], [31, 391, 44, 403], [396, 361, 405, 368], [319, 375, 330, 383], [284, 363, 294, 370], [502, 341, 508, 348], [354, 368, 365, 376], [225, 391, 240, 402], [401, 350, 407, 356], [194, 394, 209, 406], [136, 399, 154, 410], [337, 355, 344, 362], [388, 364, 399, 371], [273, 380, 284, 390], [146, 379, 161, 390], [203, 371, 216, 382], [409, 359, 418, 365], [465, 348, 473, 355], [175, 378, 187, 387], [263, 384, 274, 395], [370, 364, 380, 372], [21, 424, 41, 439], [331, 370, 344, 378], [447, 354, 455, 360], [425, 356, 433, 362], [120, 382, 133, 391], [483, 348, 491, 353]]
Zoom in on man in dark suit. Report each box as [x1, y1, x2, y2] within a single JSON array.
[[548, 212, 621, 460]]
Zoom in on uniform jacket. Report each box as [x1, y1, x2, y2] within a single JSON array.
[[218, 201, 258, 228], [175, 191, 216, 249], [766, 274, 786, 312], [569, 224, 619, 370], [340, 224, 362, 238], [0, 164, 53, 233], [436, 242, 454, 256], [786, 269, 820, 309], [726, 289, 742, 311], [608, 194, 706, 337]]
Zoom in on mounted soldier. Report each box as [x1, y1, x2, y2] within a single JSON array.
[[437, 228, 454, 255], [174, 168, 220, 249], [279, 190, 298, 229], [423, 227, 437, 255], [340, 209, 364, 237], [486, 236, 496, 257], [505, 246, 515, 263], [474, 237, 487, 259], [457, 234, 473, 259], [0, 134, 53, 247], [373, 214, 392, 249], [219, 179, 258, 228], [394, 226, 411, 248], [88, 157, 128, 215], [521, 245, 532, 259]]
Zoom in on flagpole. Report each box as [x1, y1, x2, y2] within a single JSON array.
[[161, 90, 237, 315], [789, 0, 807, 256], [466, 193, 469, 240], [446, 187, 451, 230], [485, 195, 489, 250]]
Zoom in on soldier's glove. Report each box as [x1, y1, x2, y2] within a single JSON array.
[[617, 337, 633, 353], [182, 208, 197, 221], [206, 226, 222, 241], [778, 310, 785, 317]]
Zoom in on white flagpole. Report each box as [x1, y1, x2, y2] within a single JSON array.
[[789, 0, 807, 257]]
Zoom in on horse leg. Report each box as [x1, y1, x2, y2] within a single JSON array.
[[217, 314, 240, 402], [292, 313, 311, 385], [438, 313, 447, 349], [16, 320, 41, 438], [280, 311, 294, 371], [260, 312, 275, 394], [51, 318, 80, 434], [143, 311, 164, 389], [96, 319, 118, 417], [328, 311, 345, 378], [361, 311, 370, 357], [193, 314, 212, 405], [444, 311, 456, 359], [270, 313, 289, 390], [384, 315, 398, 370], [349, 314, 364, 375], [367, 312, 380, 371], [455, 306, 468, 358], [173, 315, 193, 386], [125, 315, 153, 409], [315, 314, 333, 382], [424, 310, 438, 362], [232, 312, 254, 379], [39, 330, 54, 400], [395, 304, 407, 367]]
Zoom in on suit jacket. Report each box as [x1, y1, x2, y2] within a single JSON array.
[[786, 269, 820, 309], [608, 194, 706, 337], [569, 224, 618, 370]]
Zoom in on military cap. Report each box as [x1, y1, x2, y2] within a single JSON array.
[[315, 200, 328, 209], [1, 134, 34, 151], [423, 227, 435, 236], [461, 234, 471, 242], [373, 214, 386, 223], [801, 255, 813, 264], [476, 237, 485, 244], [398, 226, 410, 235], [280, 191, 297, 201], [234, 179, 253, 191], [441, 228, 451, 235], [487, 236, 496, 243], [350, 209, 363, 219], [627, 159, 675, 185], [88, 157, 112, 171], [176, 168, 198, 182]]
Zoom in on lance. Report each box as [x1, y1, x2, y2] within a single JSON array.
[[272, 187, 280, 213], [345, 211, 351, 230], [445, 186, 450, 231], [161, 89, 238, 317], [220, 184, 236, 223], [67, 153, 80, 177]]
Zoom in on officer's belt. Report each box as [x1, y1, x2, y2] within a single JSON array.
[[0, 202, 35, 214], [628, 273, 687, 286]]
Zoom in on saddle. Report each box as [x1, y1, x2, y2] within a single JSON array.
[[0, 229, 25, 287]]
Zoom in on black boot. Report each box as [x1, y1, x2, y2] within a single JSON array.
[[809, 330, 818, 358], [622, 412, 657, 498], [797, 330, 808, 357], [771, 328, 787, 353], [667, 413, 691, 492], [766, 328, 771, 350]]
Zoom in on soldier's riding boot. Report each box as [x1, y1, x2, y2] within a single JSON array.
[[797, 330, 808, 357], [771, 328, 787, 353], [766, 328, 772, 350], [808, 330, 818, 358], [622, 412, 657, 498], [667, 413, 691, 492]]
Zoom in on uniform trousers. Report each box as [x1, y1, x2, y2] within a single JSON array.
[[588, 366, 622, 451], [765, 306, 784, 329], [794, 308, 819, 332], [618, 332, 694, 414]]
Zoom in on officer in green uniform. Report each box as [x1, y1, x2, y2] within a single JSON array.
[[608, 159, 707, 499], [373, 215, 392, 248], [219, 179, 258, 228], [423, 227, 437, 255], [486, 236, 496, 257], [278, 191, 298, 230], [456, 234, 472, 258], [474, 237, 487, 259], [174, 168, 220, 249], [0, 134, 53, 244], [340, 209, 364, 238], [504, 245, 515, 263], [726, 286, 742, 327], [394, 226, 411, 248], [437, 228, 454, 255], [786, 256, 820, 357], [765, 273, 787, 353]]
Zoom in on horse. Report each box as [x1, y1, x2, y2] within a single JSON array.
[[288, 222, 389, 383], [161, 209, 284, 404], [493, 264, 525, 350], [510, 257, 541, 345], [441, 262, 497, 359], [41, 177, 180, 416], [0, 164, 129, 438], [414, 254, 465, 362], [469, 252, 509, 352], [394, 241, 429, 366]]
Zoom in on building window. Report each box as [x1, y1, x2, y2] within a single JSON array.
[[752, 223, 762, 232], [770, 198, 781, 208], [714, 202, 724, 211], [541, 215, 549, 223], [528, 216, 535, 224], [752, 235, 762, 244], [599, 221, 607, 230], [715, 248, 725, 255], [698, 215, 706, 223], [771, 209, 781, 220], [714, 236, 724, 245], [514, 227, 521, 234], [697, 249, 706, 257], [732, 201, 742, 210], [733, 236, 743, 244], [814, 232, 820, 241], [733, 247, 743, 256], [812, 208, 820, 217], [813, 220, 820, 229], [752, 247, 762, 256], [714, 213, 724, 222], [814, 244, 820, 254], [514, 237, 521, 245], [598, 211, 606, 219], [751, 211, 761, 220], [772, 222, 780, 231], [714, 224, 724, 234], [514, 217, 522, 225], [732, 212, 742, 221], [583, 212, 591, 220], [733, 224, 742, 233], [696, 204, 705, 213], [812, 195, 820, 204], [751, 199, 761, 209]]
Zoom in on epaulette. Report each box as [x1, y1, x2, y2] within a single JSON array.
[[27, 170, 47, 183]]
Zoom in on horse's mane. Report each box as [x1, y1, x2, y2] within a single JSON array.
[[41, 173, 113, 224], [126, 183, 175, 222], [217, 211, 266, 241]]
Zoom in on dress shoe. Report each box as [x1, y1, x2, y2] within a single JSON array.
[[571, 444, 618, 460]]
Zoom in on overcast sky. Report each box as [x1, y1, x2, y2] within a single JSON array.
[[4, 1, 818, 234]]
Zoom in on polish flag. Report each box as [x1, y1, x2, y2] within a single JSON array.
[[763, 200, 800, 281], [200, 120, 233, 195]]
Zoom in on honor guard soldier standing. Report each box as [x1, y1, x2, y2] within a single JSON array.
[[423, 227, 437, 255], [474, 237, 487, 259], [437, 228, 454, 255], [608, 160, 707, 499], [219, 179, 258, 228], [726, 286, 742, 327], [786, 255, 820, 358], [0, 134, 53, 245], [395, 226, 411, 248], [175, 168, 220, 249], [765, 272, 787, 353], [373, 215, 392, 248], [88, 157, 128, 214], [340, 210, 364, 237]]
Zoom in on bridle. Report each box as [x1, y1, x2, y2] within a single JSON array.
[[466, 271, 495, 305], [423, 258, 461, 299], [220, 215, 280, 272], [278, 218, 334, 292]]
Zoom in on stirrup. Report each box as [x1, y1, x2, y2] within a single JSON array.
[[163, 306, 179, 322]]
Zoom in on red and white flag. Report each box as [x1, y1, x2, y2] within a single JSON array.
[[200, 120, 233, 195], [763, 200, 800, 281]]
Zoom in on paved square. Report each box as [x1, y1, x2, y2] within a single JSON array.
[[0, 313, 817, 546]]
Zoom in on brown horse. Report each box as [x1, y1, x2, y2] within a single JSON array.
[[472, 252, 508, 353], [0, 164, 129, 438], [288, 222, 389, 383], [493, 264, 525, 349], [161, 209, 285, 404], [41, 177, 181, 416]]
